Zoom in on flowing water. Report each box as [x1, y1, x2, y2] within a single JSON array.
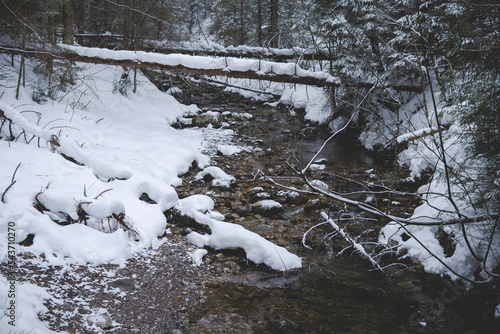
[[149, 74, 490, 333]]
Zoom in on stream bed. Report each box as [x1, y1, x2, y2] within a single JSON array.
[[155, 77, 482, 334]]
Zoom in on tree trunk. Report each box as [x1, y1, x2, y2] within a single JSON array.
[[239, 0, 245, 45], [368, 35, 384, 74], [257, 0, 263, 46], [270, 0, 279, 48], [122, 0, 132, 49], [62, 0, 75, 45]]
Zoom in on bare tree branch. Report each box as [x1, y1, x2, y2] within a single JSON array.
[[1, 162, 21, 203]]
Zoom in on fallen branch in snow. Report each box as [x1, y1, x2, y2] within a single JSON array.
[[296, 170, 495, 284], [0, 101, 131, 180], [396, 123, 452, 144], [0, 108, 15, 141], [320, 212, 383, 270], [1, 162, 21, 203], [202, 77, 282, 98]]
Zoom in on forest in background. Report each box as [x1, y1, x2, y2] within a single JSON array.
[[1, 0, 498, 154], [1, 0, 499, 292]]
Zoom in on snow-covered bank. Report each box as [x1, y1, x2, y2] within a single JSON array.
[[0, 55, 301, 332], [375, 89, 499, 282]]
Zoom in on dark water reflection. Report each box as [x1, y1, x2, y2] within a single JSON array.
[[186, 102, 450, 334]]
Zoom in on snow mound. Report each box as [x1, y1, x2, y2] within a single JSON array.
[[254, 200, 283, 209], [218, 144, 243, 156], [195, 166, 235, 188], [179, 195, 301, 271]]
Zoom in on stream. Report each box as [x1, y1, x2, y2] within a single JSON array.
[[152, 74, 485, 334]]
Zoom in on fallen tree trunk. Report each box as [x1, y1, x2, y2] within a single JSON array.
[[0, 45, 422, 92]]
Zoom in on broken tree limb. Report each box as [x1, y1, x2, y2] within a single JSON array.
[[397, 123, 453, 144], [1, 162, 21, 203], [320, 211, 383, 270], [300, 173, 492, 284], [202, 77, 282, 98]]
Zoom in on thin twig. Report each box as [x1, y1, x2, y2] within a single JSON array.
[[1, 162, 21, 203]]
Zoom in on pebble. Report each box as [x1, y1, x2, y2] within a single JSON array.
[[87, 314, 113, 330]]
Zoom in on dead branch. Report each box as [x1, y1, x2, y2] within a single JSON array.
[[94, 188, 113, 199], [202, 77, 282, 98], [1, 162, 21, 203], [112, 213, 139, 236], [397, 123, 452, 144], [321, 211, 383, 270], [301, 173, 490, 284]]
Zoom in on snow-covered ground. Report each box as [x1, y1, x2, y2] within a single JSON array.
[[0, 55, 300, 332]]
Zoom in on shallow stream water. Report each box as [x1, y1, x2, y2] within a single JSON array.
[[151, 75, 488, 333]]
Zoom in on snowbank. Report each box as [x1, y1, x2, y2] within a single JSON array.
[[0, 54, 302, 331], [378, 89, 499, 281]]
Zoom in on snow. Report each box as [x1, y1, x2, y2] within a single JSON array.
[[377, 87, 500, 282], [310, 179, 329, 190], [0, 275, 60, 333], [0, 54, 302, 331], [195, 166, 235, 188], [60, 44, 339, 83], [179, 195, 301, 271], [254, 200, 283, 210], [189, 248, 208, 266], [147, 40, 329, 60], [396, 125, 443, 143], [166, 87, 182, 95], [218, 144, 243, 156], [310, 164, 326, 171]]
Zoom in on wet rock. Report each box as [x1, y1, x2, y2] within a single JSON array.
[[109, 278, 135, 291], [249, 191, 271, 203], [276, 190, 302, 204], [252, 200, 284, 217], [222, 260, 241, 274], [236, 205, 250, 216], [139, 192, 157, 204], [192, 112, 221, 128], [277, 225, 286, 233], [304, 199, 321, 212], [87, 314, 113, 330], [267, 316, 301, 333]]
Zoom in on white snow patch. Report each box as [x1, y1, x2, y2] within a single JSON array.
[[254, 200, 283, 209], [189, 249, 208, 266], [179, 195, 301, 271], [0, 275, 60, 333], [195, 166, 235, 188], [310, 179, 329, 190], [218, 144, 243, 156]]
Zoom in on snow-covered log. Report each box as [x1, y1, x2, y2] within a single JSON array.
[[397, 123, 452, 144], [0, 45, 422, 91]]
